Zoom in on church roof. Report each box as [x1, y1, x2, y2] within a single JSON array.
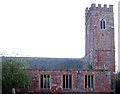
[[2, 57, 91, 70]]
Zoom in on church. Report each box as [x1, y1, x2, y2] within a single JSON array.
[[4, 3, 116, 93]]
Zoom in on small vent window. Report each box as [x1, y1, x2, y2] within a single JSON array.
[[100, 19, 106, 29]]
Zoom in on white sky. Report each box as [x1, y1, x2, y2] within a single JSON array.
[[0, 0, 119, 71]]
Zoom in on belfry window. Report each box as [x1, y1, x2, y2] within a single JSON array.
[[40, 75, 50, 89], [63, 75, 72, 89], [100, 19, 106, 29], [85, 75, 94, 89]]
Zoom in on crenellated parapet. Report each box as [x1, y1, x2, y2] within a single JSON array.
[[85, 3, 113, 14], [85, 3, 113, 24]]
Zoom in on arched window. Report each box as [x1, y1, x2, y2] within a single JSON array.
[[100, 19, 106, 29]]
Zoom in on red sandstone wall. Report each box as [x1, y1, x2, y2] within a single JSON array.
[[85, 4, 115, 72], [80, 70, 112, 92], [28, 69, 112, 93], [28, 69, 77, 92]]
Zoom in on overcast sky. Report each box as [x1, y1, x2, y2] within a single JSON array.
[[0, 0, 119, 71]]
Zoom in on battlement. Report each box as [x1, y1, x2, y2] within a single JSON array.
[[86, 3, 113, 13]]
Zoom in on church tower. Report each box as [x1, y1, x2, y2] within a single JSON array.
[[85, 4, 115, 72]]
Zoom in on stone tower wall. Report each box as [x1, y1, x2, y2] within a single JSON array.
[[85, 4, 115, 72]]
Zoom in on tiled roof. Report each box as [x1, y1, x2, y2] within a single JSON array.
[[2, 57, 91, 70]]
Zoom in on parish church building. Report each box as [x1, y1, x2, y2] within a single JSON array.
[[4, 3, 116, 93]]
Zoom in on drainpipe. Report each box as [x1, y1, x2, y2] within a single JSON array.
[[77, 69, 81, 94]]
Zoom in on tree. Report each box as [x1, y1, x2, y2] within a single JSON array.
[[116, 72, 120, 94], [2, 57, 32, 93]]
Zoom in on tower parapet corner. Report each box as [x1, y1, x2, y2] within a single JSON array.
[[109, 5, 113, 9], [85, 7, 88, 14]]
